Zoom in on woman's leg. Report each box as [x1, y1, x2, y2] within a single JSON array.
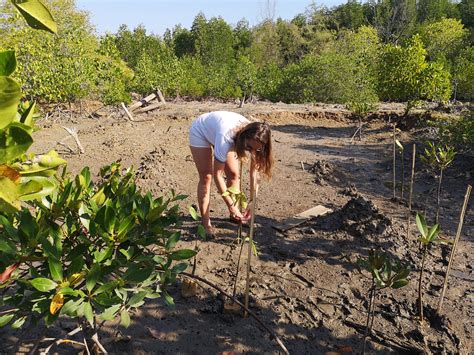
[[190, 146, 213, 232]]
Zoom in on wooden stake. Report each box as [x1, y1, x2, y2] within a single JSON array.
[[438, 184, 472, 312], [407, 144, 416, 240], [134, 102, 164, 114], [121, 102, 134, 121], [244, 179, 257, 318], [392, 124, 396, 199]]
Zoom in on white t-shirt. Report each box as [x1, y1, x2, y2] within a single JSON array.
[[190, 111, 249, 163]]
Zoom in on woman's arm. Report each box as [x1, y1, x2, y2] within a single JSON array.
[[213, 159, 243, 218]]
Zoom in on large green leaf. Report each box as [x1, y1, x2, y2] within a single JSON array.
[[84, 301, 93, 326], [19, 101, 36, 127], [48, 256, 63, 282], [100, 304, 121, 321], [30, 277, 57, 292], [120, 309, 131, 328], [169, 249, 197, 260], [415, 213, 428, 238], [0, 314, 14, 327], [0, 124, 33, 164], [0, 51, 17, 76], [0, 176, 20, 213], [86, 263, 101, 292], [17, 176, 56, 201], [16, 150, 66, 176], [0, 77, 21, 129], [13, 0, 58, 34]]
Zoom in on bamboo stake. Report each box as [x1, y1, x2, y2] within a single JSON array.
[[438, 184, 472, 312], [392, 124, 396, 199], [244, 181, 257, 318], [407, 144, 416, 240], [232, 163, 245, 298]]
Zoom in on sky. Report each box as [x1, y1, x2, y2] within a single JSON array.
[[76, 0, 345, 36]]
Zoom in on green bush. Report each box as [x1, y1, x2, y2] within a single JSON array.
[[436, 111, 474, 154], [454, 46, 474, 101], [278, 52, 361, 104]]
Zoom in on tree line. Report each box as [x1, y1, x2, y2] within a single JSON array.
[[0, 0, 473, 108]]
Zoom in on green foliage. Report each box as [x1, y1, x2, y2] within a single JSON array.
[[415, 212, 441, 321], [96, 35, 133, 104], [254, 62, 283, 102], [453, 46, 474, 101], [417, 0, 460, 24], [356, 249, 411, 290], [369, 0, 417, 43], [421, 141, 456, 174], [328, 0, 367, 31], [415, 213, 440, 246], [222, 186, 248, 211], [177, 56, 205, 97], [378, 35, 452, 113], [419, 18, 468, 63], [1, 0, 98, 103], [436, 111, 474, 154], [0, 49, 66, 212], [279, 51, 366, 104], [0, 163, 194, 329], [234, 55, 257, 101]]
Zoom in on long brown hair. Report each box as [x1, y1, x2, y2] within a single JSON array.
[[234, 121, 274, 179]]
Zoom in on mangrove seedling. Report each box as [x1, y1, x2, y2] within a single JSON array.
[[421, 142, 456, 224], [355, 249, 410, 354], [222, 184, 259, 316], [415, 213, 440, 323]]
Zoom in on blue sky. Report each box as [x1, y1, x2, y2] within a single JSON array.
[[76, 0, 345, 36]]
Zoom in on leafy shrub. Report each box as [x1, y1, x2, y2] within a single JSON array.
[[0, 163, 195, 334], [453, 46, 474, 101], [436, 111, 474, 155], [96, 35, 133, 105], [278, 51, 362, 104]]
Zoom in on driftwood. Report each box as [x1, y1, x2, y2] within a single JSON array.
[[60, 126, 84, 154], [128, 92, 157, 111], [134, 102, 164, 114], [121, 102, 134, 121], [156, 88, 166, 104]]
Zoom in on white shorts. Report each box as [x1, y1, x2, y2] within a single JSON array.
[[189, 121, 211, 148]]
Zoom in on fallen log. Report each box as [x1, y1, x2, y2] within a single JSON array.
[[135, 102, 164, 114], [128, 92, 157, 111]]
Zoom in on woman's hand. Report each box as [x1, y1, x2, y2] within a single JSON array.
[[229, 205, 245, 221], [241, 201, 253, 221]]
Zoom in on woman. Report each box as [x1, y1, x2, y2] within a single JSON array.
[[189, 111, 273, 237]]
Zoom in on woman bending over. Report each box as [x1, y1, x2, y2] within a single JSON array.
[[189, 111, 273, 237]]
